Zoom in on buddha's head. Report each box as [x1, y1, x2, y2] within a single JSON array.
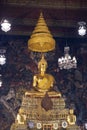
[[19, 108, 24, 114], [38, 54, 47, 75], [69, 109, 74, 114]]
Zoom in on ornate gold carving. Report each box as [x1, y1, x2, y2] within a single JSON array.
[[11, 90, 80, 130], [10, 12, 79, 130], [67, 109, 76, 125], [15, 108, 26, 125], [28, 12, 55, 52]]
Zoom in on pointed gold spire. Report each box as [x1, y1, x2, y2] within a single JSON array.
[[28, 12, 55, 52]]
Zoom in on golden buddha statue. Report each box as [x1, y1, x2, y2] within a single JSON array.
[[33, 55, 55, 92], [16, 108, 26, 125], [67, 109, 76, 125], [10, 12, 80, 130]]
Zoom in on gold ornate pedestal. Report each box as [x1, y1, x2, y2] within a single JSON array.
[[10, 90, 80, 130], [10, 124, 27, 130], [67, 125, 80, 130]]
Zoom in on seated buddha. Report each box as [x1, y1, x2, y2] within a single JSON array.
[[16, 108, 26, 125], [67, 109, 76, 125], [33, 55, 55, 92]]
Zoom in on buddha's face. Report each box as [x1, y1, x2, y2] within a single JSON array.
[[69, 109, 74, 114], [38, 56, 47, 73], [41, 63, 46, 70], [19, 109, 24, 114]]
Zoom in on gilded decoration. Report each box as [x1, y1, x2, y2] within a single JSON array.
[[28, 12, 55, 52], [10, 13, 80, 130]]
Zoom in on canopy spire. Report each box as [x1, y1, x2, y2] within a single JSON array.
[[28, 12, 55, 52]]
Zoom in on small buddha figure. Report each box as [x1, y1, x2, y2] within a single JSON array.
[[33, 55, 55, 92], [16, 108, 26, 125], [67, 109, 76, 125]]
